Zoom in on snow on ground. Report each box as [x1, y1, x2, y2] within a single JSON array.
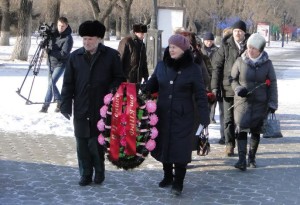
[[0, 36, 299, 139]]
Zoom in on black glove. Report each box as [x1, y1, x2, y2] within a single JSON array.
[[61, 112, 71, 120], [268, 107, 276, 113], [236, 87, 248, 97]]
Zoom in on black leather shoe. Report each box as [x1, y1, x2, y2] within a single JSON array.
[[78, 176, 92, 186], [94, 173, 105, 184]]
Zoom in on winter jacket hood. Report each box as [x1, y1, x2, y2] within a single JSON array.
[[241, 50, 269, 66]]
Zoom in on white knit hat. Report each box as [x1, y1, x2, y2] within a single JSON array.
[[247, 33, 266, 51]]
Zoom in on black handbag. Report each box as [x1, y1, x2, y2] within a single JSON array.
[[196, 126, 210, 156], [262, 113, 283, 138]]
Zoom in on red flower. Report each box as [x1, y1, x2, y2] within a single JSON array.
[[206, 92, 216, 103], [229, 78, 272, 111]]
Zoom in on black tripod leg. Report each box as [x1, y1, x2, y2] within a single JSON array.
[[16, 42, 46, 104]]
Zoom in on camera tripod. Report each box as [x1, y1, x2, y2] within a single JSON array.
[[16, 39, 54, 105]]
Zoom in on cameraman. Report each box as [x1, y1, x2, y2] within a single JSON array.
[[40, 16, 73, 113]]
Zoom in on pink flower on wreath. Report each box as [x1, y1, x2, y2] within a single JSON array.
[[97, 119, 105, 131], [104, 93, 113, 105], [150, 127, 158, 139], [146, 100, 157, 113], [98, 133, 106, 145], [120, 137, 127, 147], [149, 114, 158, 126], [145, 139, 156, 151], [100, 105, 108, 118]]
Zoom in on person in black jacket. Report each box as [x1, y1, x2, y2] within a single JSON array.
[[60, 20, 125, 186], [211, 20, 250, 156], [40, 17, 73, 113], [144, 34, 210, 196], [201, 32, 225, 144], [118, 23, 148, 83]]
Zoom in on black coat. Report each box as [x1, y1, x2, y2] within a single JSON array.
[[60, 44, 125, 138], [145, 50, 210, 164], [118, 33, 148, 83], [47, 25, 73, 68], [211, 34, 250, 97]]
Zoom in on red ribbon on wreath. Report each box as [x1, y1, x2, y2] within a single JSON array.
[[110, 83, 137, 161]]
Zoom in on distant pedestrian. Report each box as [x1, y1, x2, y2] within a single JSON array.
[[202, 32, 225, 144], [231, 33, 278, 170], [60, 20, 125, 186], [118, 23, 149, 83]]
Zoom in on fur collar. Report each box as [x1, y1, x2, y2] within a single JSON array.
[[163, 47, 194, 71]]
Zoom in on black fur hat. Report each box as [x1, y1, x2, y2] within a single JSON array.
[[133, 24, 147, 33], [79, 20, 106, 38]]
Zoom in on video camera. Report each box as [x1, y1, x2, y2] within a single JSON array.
[[38, 23, 54, 40]]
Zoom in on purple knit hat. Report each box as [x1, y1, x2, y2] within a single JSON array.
[[168, 34, 190, 51]]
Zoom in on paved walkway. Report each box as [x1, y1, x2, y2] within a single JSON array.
[[0, 126, 299, 205], [1, 42, 300, 204]]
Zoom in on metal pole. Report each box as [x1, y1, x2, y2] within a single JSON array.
[[282, 18, 284, 47], [284, 15, 286, 45], [282, 11, 287, 47]]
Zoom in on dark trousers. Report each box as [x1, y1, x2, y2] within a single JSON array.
[[217, 100, 225, 138], [223, 97, 235, 147], [74, 118, 105, 177], [210, 101, 217, 121]]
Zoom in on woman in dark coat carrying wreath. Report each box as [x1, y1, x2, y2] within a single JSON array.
[[143, 34, 210, 196], [230, 33, 278, 171]]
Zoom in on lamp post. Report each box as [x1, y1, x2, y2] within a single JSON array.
[[282, 10, 287, 47]]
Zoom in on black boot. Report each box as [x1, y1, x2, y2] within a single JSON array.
[[171, 163, 186, 196], [94, 172, 105, 184], [39, 105, 48, 113], [218, 136, 225, 145], [54, 100, 61, 113], [159, 163, 173, 188], [78, 175, 92, 186], [248, 133, 260, 168], [234, 132, 247, 171]]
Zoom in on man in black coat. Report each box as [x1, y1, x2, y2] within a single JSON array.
[[60, 20, 125, 186], [211, 20, 250, 156], [118, 23, 149, 83]]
